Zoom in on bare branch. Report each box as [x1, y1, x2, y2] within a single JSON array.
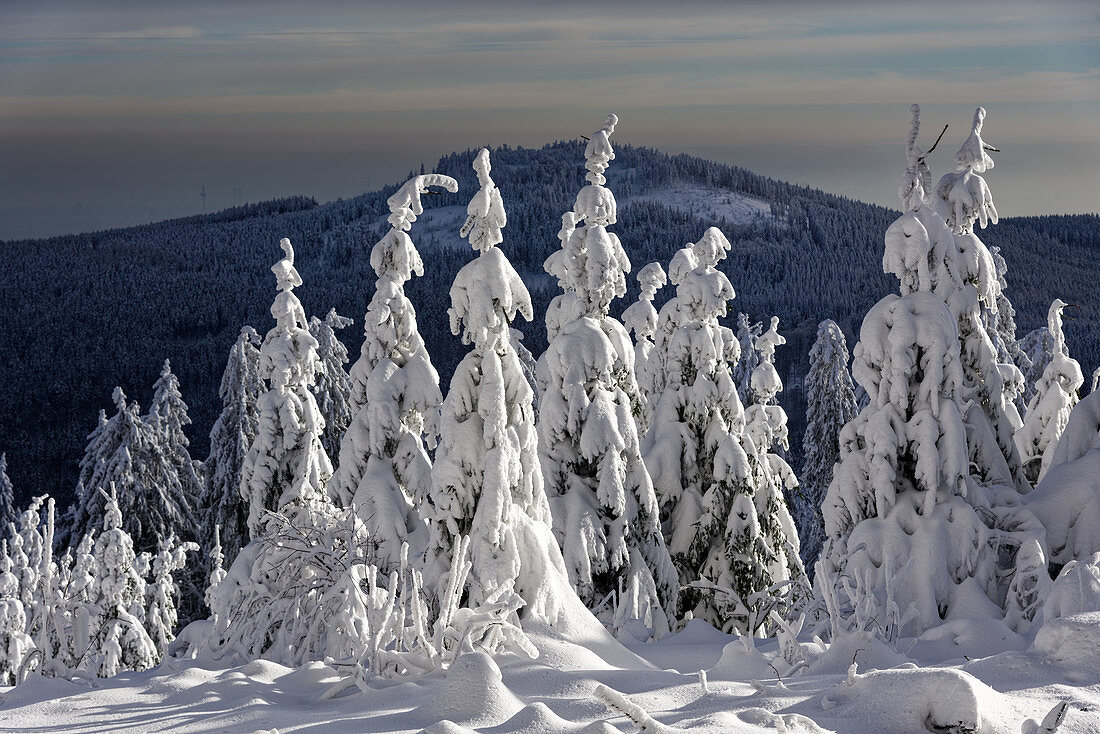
[[925, 124, 950, 155]]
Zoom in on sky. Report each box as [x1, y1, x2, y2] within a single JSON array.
[[0, 0, 1097, 240]]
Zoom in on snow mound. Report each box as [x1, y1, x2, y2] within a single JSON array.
[[413, 652, 524, 729], [479, 701, 590, 734], [1042, 553, 1100, 622], [710, 637, 777, 681], [802, 632, 910, 675], [909, 617, 1028, 664], [737, 707, 834, 733], [818, 666, 1024, 733], [1033, 611, 1100, 672], [625, 186, 773, 225]]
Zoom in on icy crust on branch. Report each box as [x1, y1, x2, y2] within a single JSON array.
[[241, 239, 333, 536], [1015, 300, 1083, 485], [428, 150, 568, 623], [331, 176, 454, 569], [537, 116, 677, 634], [799, 320, 857, 570], [622, 262, 667, 433], [205, 326, 263, 568], [934, 108, 998, 235]]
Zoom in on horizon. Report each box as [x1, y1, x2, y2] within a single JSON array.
[[1, 0, 1098, 240]]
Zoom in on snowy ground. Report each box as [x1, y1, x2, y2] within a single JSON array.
[[4, 614, 1098, 734], [624, 186, 774, 225]]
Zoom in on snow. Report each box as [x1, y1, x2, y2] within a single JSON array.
[[4, 617, 1098, 733], [624, 185, 773, 226]]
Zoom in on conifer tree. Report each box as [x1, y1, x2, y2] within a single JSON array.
[[1015, 299, 1083, 484], [732, 313, 762, 406], [147, 359, 204, 515], [798, 320, 857, 570], [1019, 325, 1066, 408], [0, 546, 32, 685], [428, 149, 568, 620], [537, 115, 677, 630], [0, 454, 14, 538], [241, 239, 334, 536], [308, 308, 355, 464], [204, 326, 263, 567], [622, 262, 668, 435], [821, 105, 1039, 634], [68, 389, 195, 555], [643, 229, 765, 630], [91, 487, 157, 677], [145, 537, 197, 658], [330, 174, 455, 568]]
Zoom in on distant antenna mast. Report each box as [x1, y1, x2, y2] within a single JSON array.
[[200, 184, 207, 209]]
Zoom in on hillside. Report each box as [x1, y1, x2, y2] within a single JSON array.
[[1, 141, 1097, 503]]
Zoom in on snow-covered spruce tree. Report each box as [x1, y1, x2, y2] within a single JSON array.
[[732, 313, 762, 407], [329, 174, 455, 569], [147, 359, 204, 520], [308, 308, 355, 465], [0, 546, 32, 685], [537, 115, 677, 631], [929, 106, 1028, 493], [1014, 299, 1083, 484], [1019, 325, 1068, 412], [798, 320, 857, 571], [642, 229, 771, 631], [0, 454, 14, 537], [90, 487, 157, 678], [743, 316, 807, 607], [428, 148, 569, 621], [145, 537, 197, 659], [241, 238, 334, 536], [68, 389, 195, 555], [622, 262, 668, 435], [820, 105, 1037, 635], [203, 326, 263, 568], [987, 246, 1028, 418]]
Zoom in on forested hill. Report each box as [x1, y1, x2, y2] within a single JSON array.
[[2, 140, 1098, 503]]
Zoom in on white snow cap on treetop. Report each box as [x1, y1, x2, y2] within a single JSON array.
[[691, 227, 732, 268], [899, 104, 931, 212], [955, 107, 995, 174], [757, 316, 786, 361], [386, 173, 459, 232], [271, 238, 302, 292], [584, 113, 618, 185], [636, 262, 667, 300], [1048, 298, 1069, 349], [460, 148, 507, 253]]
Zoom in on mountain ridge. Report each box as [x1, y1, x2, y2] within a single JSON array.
[[2, 140, 1097, 503]]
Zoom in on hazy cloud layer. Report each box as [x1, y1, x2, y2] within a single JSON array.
[[1, 0, 1097, 238]]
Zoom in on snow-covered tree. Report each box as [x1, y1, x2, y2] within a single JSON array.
[[1019, 325, 1067, 410], [731, 314, 763, 407], [308, 308, 355, 465], [68, 389, 195, 555], [798, 320, 857, 570], [147, 359, 204, 518], [330, 174, 455, 568], [206, 526, 226, 614], [821, 105, 1035, 635], [643, 229, 773, 630], [538, 115, 677, 631], [428, 149, 568, 621], [241, 238, 334, 536], [91, 487, 157, 678], [622, 262, 667, 435], [0, 546, 32, 685], [204, 326, 263, 568], [1014, 299, 1083, 484], [0, 454, 14, 538], [145, 537, 197, 658]]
